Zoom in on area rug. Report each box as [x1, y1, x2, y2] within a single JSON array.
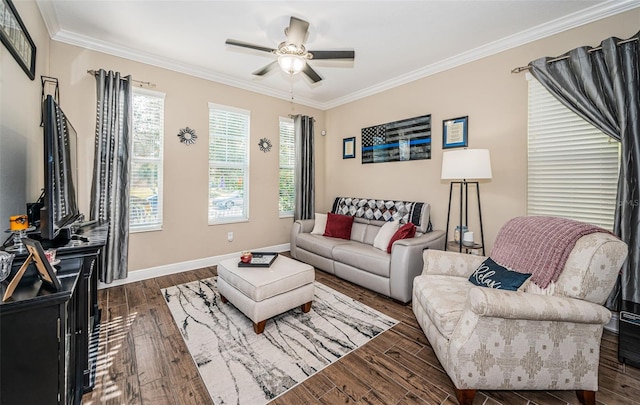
[[164, 277, 397, 404]]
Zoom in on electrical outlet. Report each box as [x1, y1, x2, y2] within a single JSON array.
[[227, 231, 234, 242]]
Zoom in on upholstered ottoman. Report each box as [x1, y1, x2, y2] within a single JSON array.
[[217, 255, 315, 334]]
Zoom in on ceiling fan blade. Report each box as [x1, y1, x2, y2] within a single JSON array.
[[225, 39, 275, 54], [252, 61, 278, 76], [302, 64, 322, 83], [285, 17, 309, 47], [309, 50, 355, 60]]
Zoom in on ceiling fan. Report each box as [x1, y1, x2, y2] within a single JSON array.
[[225, 16, 355, 83]]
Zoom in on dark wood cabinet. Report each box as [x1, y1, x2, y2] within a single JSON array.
[[0, 223, 106, 405]]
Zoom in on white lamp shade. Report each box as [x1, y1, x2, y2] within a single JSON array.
[[441, 149, 492, 180], [278, 54, 306, 75]]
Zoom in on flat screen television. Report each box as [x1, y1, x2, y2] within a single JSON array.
[[40, 95, 80, 240]]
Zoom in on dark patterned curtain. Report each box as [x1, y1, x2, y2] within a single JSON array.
[[293, 115, 314, 220], [528, 31, 639, 308], [90, 69, 132, 283]]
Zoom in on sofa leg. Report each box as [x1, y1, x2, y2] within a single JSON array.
[[576, 390, 596, 405], [454, 388, 476, 405]]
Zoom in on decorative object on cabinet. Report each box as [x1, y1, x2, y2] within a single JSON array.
[[2, 238, 61, 301], [361, 114, 431, 163], [442, 116, 468, 149], [442, 148, 492, 255], [258, 137, 272, 153], [177, 127, 197, 145], [343, 137, 355, 159], [0, 0, 36, 80], [0, 251, 14, 282]]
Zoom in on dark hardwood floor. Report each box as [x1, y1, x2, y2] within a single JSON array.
[[82, 260, 640, 405]]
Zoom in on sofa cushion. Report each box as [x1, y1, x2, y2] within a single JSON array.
[[387, 222, 416, 253], [332, 243, 391, 278], [373, 220, 400, 251], [296, 233, 350, 258], [468, 257, 532, 291], [311, 213, 328, 235], [324, 213, 354, 240], [413, 275, 472, 339]]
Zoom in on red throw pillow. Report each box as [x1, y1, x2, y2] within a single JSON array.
[[323, 213, 354, 240], [387, 223, 416, 253]]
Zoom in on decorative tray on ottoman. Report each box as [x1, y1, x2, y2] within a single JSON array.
[[238, 252, 278, 268]]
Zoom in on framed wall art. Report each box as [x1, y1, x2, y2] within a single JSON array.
[[361, 114, 431, 164], [442, 116, 468, 149], [0, 0, 36, 80], [343, 137, 355, 159]]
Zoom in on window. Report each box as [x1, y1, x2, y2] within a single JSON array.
[[208, 103, 250, 223], [279, 117, 295, 217], [130, 88, 164, 231], [527, 75, 620, 230]]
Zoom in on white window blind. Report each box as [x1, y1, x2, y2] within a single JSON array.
[[208, 103, 250, 223], [279, 117, 295, 217], [527, 75, 620, 230], [130, 88, 164, 231]]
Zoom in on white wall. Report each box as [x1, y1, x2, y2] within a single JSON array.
[[0, 0, 50, 228], [323, 10, 639, 253]]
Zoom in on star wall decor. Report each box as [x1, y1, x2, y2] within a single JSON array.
[[178, 127, 197, 145], [258, 137, 272, 153]]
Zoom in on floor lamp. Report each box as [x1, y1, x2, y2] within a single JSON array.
[[441, 149, 492, 255]]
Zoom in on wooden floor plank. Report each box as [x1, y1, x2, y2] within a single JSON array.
[[299, 372, 336, 399], [85, 262, 640, 405], [133, 331, 169, 386], [357, 344, 449, 404], [322, 360, 372, 401], [139, 376, 175, 405]]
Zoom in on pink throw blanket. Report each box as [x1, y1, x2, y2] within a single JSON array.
[[491, 216, 610, 288]]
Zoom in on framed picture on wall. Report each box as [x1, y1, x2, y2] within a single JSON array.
[[0, 0, 36, 80], [343, 137, 356, 159], [443, 116, 468, 149]]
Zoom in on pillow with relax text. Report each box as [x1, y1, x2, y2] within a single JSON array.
[[468, 257, 532, 291], [323, 213, 354, 240], [387, 222, 416, 253]]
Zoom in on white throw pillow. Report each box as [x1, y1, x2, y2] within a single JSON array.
[[373, 220, 400, 251], [311, 213, 328, 235]]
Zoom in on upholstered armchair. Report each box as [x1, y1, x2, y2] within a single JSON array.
[[412, 217, 628, 405]]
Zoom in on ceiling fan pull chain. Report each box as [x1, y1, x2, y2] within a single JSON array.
[[290, 74, 295, 112]]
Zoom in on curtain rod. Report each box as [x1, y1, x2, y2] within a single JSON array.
[[511, 36, 638, 74], [87, 69, 156, 88]]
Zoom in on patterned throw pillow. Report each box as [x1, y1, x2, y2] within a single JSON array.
[[469, 257, 532, 291], [387, 223, 416, 253], [323, 213, 354, 240]]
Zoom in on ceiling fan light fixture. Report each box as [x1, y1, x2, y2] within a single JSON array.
[[278, 54, 306, 75]]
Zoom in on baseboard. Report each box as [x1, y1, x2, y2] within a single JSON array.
[[98, 243, 290, 289]]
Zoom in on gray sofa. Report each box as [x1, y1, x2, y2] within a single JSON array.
[[290, 197, 446, 303]]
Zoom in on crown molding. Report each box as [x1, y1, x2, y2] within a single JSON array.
[[322, 0, 640, 110], [35, 0, 60, 37], [43, 27, 323, 109], [37, 0, 639, 111]]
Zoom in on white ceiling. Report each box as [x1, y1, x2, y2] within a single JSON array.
[[36, 0, 639, 110]]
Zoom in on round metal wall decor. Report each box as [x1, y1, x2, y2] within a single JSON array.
[[258, 138, 272, 153], [178, 127, 197, 145]]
